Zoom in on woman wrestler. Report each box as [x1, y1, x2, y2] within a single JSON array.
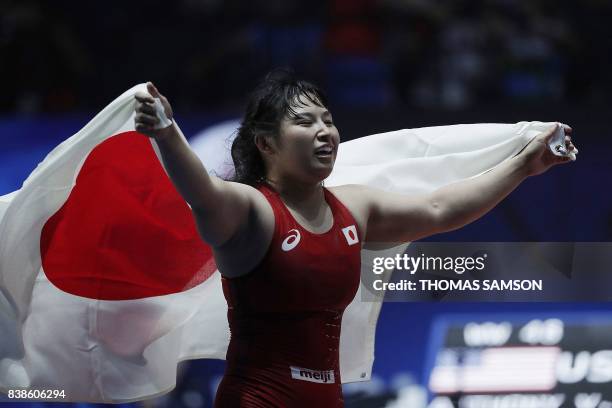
[[133, 71, 575, 407]]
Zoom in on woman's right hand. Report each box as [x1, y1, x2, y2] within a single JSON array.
[[134, 82, 174, 140]]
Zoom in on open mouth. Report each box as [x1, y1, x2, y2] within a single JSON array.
[[314, 146, 334, 157]]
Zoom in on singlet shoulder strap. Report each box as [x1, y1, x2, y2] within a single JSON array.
[[256, 183, 291, 223], [323, 187, 362, 240]]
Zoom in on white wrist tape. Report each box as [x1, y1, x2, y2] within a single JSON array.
[[549, 123, 578, 161], [152, 97, 173, 129]]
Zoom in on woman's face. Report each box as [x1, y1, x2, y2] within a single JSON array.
[[272, 98, 340, 183]]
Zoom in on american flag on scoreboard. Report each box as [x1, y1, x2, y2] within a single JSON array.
[[429, 346, 561, 393]]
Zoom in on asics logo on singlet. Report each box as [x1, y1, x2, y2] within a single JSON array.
[[342, 225, 359, 246], [281, 229, 301, 251], [290, 366, 335, 384]]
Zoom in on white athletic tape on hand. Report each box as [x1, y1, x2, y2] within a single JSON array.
[[153, 97, 173, 129], [548, 122, 578, 161]]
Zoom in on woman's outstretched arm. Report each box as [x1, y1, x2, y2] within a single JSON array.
[[343, 124, 577, 243], [134, 83, 272, 249]]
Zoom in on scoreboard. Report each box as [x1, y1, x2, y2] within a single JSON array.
[[425, 314, 612, 408]]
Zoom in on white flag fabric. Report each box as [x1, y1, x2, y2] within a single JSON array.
[[0, 84, 557, 402]]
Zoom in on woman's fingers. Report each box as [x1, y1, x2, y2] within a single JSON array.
[[134, 84, 174, 137], [560, 122, 573, 134], [135, 92, 154, 104], [135, 112, 159, 125], [136, 101, 157, 116], [147, 82, 161, 98], [564, 135, 578, 153]]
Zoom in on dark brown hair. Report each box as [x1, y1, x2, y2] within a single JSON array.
[[230, 69, 329, 185]]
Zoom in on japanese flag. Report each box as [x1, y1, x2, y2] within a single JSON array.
[[0, 84, 556, 402]]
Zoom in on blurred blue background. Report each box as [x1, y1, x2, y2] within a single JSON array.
[[1, 0, 611, 406]]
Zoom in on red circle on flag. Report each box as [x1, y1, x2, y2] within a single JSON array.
[[40, 131, 217, 300]]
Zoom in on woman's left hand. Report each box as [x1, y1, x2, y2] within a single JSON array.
[[518, 123, 577, 177]]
